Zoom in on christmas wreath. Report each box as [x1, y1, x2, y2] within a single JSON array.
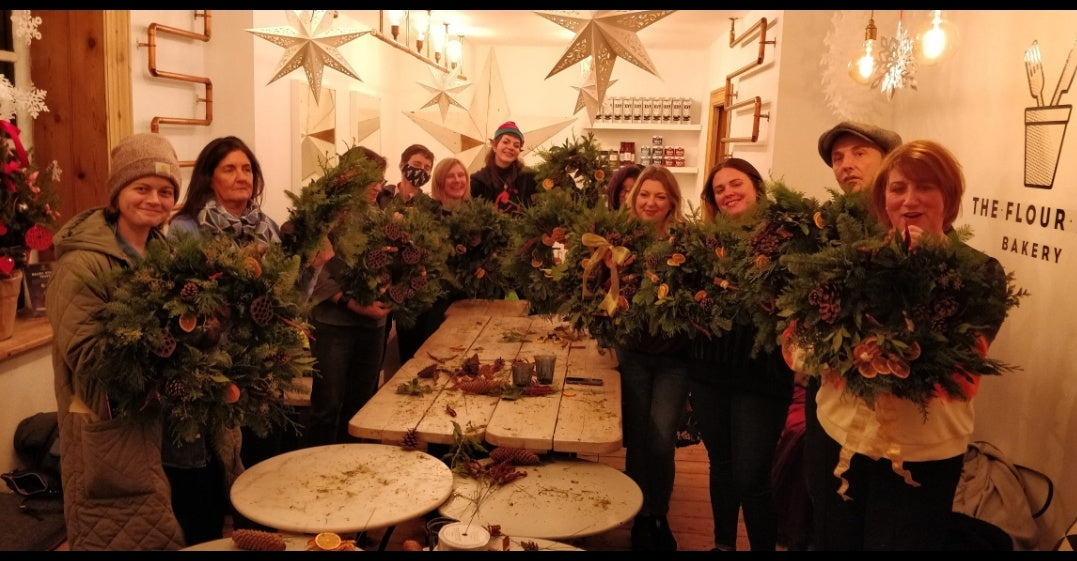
[[443, 197, 515, 300], [530, 132, 612, 209], [559, 204, 656, 349], [634, 215, 744, 341], [333, 199, 451, 330], [280, 145, 384, 268], [501, 188, 586, 315], [813, 189, 886, 248], [777, 227, 1029, 411], [85, 233, 315, 444], [732, 181, 825, 356]]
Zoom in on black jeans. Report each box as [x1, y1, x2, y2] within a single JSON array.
[[689, 380, 789, 550], [303, 319, 386, 447]]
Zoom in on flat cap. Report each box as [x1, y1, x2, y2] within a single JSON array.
[[818, 121, 902, 166]]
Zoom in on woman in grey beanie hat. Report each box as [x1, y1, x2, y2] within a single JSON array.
[[46, 131, 185, 549]]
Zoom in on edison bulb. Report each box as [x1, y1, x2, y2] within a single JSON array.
[[916, 11, 958, 66], [848, 40, 879, 85]]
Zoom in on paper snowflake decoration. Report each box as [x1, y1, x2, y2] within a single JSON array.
[[875, 19, 917, 100], [11, 10, 42, 46], [0, 75, 49, 121]]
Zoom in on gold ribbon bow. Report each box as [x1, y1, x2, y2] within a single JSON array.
[[580, 232, 631, 317]]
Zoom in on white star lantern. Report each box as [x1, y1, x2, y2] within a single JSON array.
[[406, 49, 574, 172], [247, 10, 368, 102], [573, 66, 617, 123], [537, 10, 674, 114], [416, 65, 471, 122]]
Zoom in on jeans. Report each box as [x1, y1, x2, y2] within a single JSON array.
[[810, 426, 964, 550], [616, 347, 689, 517], [303, 319, 386, 447], [690, 379, 789, 550]]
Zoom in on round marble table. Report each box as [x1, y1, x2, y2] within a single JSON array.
[[438, 457, 642, 540], [230, 443, 453, 535], [182, 533, 330, 551]]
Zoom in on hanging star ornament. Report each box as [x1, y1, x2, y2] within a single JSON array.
[[573, 66, 617, 123], [416, 65, 471, 122], [247, 10, 369, 101], [405, 49, 574, 172], [537, 10, 675, 108], [874, 17, 917, 100]]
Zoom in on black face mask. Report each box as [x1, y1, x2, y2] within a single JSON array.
[[402, 164, 430, 187]]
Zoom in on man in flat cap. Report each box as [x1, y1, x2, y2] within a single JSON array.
[[817, 121, 902, 193]]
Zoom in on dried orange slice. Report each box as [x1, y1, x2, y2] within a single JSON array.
[[224, 382, 241, 404], [314, 532, 341, 550], [242, 256, 263, 278], [178, 313, 198, 333]]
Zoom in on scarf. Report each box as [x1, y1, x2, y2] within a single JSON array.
[[196, 199, 280, 246]]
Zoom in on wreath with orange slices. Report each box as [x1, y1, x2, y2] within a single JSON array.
[[502, 188, 585, 315], [85, 233, 315, 444], [777, 226, 1028, 411]]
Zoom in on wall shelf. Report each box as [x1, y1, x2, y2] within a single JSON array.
[[587, 123, 701, 132], [668, 167, 698, 174]]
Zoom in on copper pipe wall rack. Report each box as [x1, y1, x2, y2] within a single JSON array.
[[722, 17, 774, 151], [139, 10, 213, 166]]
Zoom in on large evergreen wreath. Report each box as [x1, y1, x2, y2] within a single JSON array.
[[530, 132, 612, 209], [777, 227, 1029, 411], [333, 199, 451, 330], [501, 188, 585, 315], [635, 215, 743, 341], [443, 197, 515, 300], [85, 233, 315, 444], [559, 204, 656, 349], [732, 182, 826, 356], [280, 145, 384, 268]]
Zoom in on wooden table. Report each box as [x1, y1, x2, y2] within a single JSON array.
[[437, 457, 642, 540], [181, 533, 326, 551], [348, 309, 622, 454], [229, 443, 453, 537]]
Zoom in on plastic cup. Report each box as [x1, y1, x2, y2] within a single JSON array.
[[534, 355, 557, 384], [512, 361, 534, 386]]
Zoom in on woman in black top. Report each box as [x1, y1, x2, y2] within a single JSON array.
[[469, 121, 537, 214]]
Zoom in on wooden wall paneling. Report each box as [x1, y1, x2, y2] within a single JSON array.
[[30, 10, 121, 229]]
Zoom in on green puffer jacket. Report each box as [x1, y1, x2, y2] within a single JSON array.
[[46, 208, 242, 550]]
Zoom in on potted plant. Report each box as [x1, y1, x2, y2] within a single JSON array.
[[0, 120, 60, 339]]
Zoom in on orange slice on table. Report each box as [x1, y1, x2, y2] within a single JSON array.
[[314, 532, 342, 550]]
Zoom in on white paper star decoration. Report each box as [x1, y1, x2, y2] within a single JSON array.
[[537, 10, 674, 110], [875, 18, 917, 100], [247, 10, 369, 101], [405, 49, 574, 172], [573, 66, 617, 123], [416, 65, 471, 122]]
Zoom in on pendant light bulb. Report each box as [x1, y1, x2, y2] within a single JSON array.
[[916, 10, 959, 66], [848, 12, 879, 85]]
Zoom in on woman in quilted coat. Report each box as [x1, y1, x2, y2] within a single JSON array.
[[46, 133, 193, 550]]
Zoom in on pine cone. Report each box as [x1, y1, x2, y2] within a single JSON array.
[[704, 236, 719, 250], [365, 248, 388, 269], [179, 281, 200, 302], [152, 330, 177, 358], [250, 295, 275, 326], [807, 281, 842, 324], [401, 427, 419, 449], [388, 285, 408, 304], [401, 246, 421, 265], [409, 275, 428, 290], [232, 529, 286, 551], [489, 447, 540, 465], [384, 221, 406, 241], [164, 378, 185, 398]]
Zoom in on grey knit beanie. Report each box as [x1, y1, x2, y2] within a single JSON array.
[[107, 133, 182, 205]]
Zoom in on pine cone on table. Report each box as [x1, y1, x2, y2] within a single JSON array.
[[231, 529, 286, 551]]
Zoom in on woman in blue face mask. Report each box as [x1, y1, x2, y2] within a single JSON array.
[[377, 144, 434, 208]]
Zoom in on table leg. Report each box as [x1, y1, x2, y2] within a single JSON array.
[[377, 526, 395, 551]]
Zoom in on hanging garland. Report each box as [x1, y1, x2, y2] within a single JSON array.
[[777, 227, 1029, 412], [85, 233, 315, 444], [530, 132, 612, 209], [333, 199, 451, 330], [501, 188, 586, 315], [443, 197, 516, 300]]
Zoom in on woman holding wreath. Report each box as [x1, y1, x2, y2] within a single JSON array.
[[689, 158, 794, 551], [791, 140, 1012, 550], [616, 165, 688, 551]]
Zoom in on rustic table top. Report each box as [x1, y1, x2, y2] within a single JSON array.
[[229, 443, 453, 535], [348, 307, 622, 454]]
